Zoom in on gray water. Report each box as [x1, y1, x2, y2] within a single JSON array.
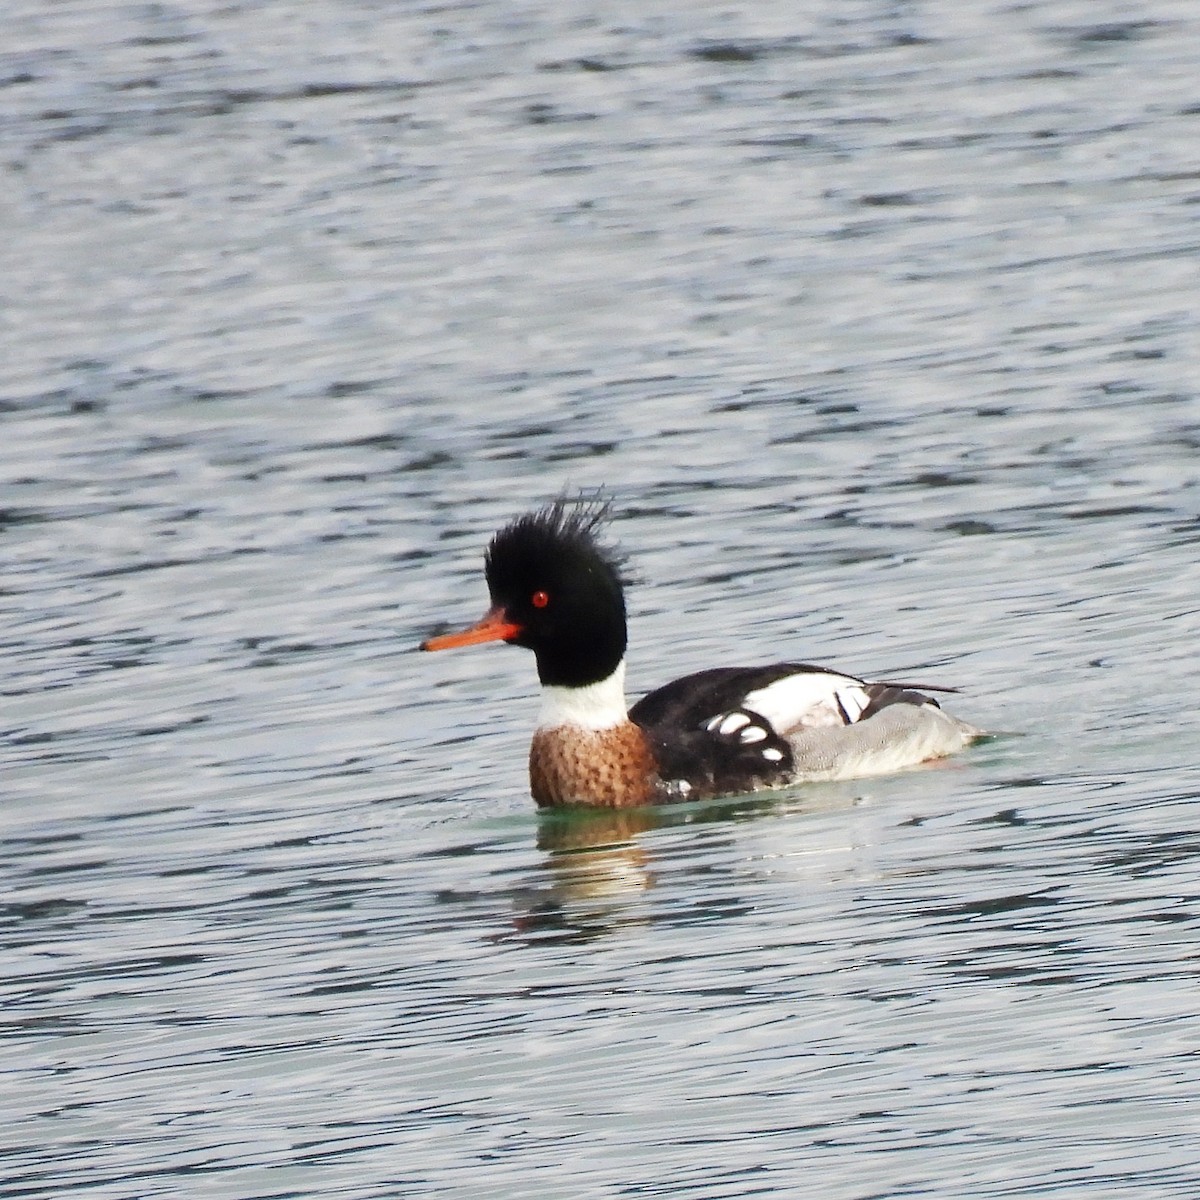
[[3, 1, 1200, 1196]]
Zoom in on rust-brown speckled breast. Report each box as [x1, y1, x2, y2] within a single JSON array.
[[529, 721, 662, 808]]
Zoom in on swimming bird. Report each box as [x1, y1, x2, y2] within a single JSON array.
[[421, 499, 979, 808]]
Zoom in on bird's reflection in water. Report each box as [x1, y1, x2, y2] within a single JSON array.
[[535, 806, 664, 904], [511, 793, 816, 940]]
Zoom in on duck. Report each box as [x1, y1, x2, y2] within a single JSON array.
[[421, 498, 980, 808]]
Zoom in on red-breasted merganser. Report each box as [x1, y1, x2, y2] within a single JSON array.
[[421, 499, 981, 808]]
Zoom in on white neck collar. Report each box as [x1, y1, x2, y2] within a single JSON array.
[[536, 660, 628, 732]]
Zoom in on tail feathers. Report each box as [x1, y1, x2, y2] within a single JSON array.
[[862, 681, 955, 720], [874, 680, 960, 695]]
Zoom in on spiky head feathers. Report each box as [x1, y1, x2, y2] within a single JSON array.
[[484, 498, 629, 687]]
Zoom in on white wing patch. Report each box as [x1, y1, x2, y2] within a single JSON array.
[[709, 712, 751, 737], [741, 671, 871, 733], [704, 709, 780, 749], [704, 711, 773, 745]]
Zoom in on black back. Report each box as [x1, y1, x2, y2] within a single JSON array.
[[630, 664, 946, 799]]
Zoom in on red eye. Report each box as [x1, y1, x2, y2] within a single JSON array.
[[531, 590, 549, 608]]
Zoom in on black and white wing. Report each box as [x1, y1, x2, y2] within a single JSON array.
[[630, 663, 949, 798]]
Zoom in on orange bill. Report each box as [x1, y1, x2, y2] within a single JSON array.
[[420, 607, 522, 651]]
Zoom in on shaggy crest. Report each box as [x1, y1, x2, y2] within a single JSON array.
[[485, 495, 629, 594]]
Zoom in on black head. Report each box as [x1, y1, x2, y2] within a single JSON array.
[[483, 498, 629, 687]]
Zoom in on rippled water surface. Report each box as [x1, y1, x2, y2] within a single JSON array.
[[4, 1, 1200, 1196]]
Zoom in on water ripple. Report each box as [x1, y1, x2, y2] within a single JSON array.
[[4, 0, 1200, 1196]]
